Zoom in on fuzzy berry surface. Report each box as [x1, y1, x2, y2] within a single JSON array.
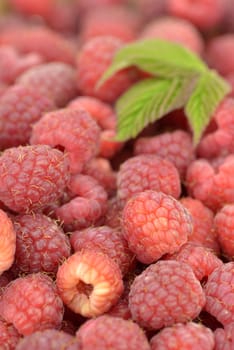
[[214, 204, 234, 260], [0, 145, 70, 213], [1, 273, 64, 336], [76, 315, 151, 350], [122, 190, 192, 264], [0, 318, 21, 350], [129, 260, 206, 330]]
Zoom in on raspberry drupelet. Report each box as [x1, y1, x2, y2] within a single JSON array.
[[56, 249, 123, 318], [0, 209, 16, 275], [122, 190, 193, 264], [1, 273, 64, 336], [129, 260, 206, 330]]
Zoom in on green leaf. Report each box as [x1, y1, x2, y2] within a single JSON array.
[[98, 39, 206, 87], [115, 77, 195, 141], [185, 70, 231, 145]]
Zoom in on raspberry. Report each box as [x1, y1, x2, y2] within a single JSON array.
[[56, 250, 124, 317], [150, 322, 215, 350], [0, 145, 70, 213], [167, 0, 226, 30], [180, 197, 219, 254], [0, 84, 55, 150], [17, 62, 77, 107], [15, 329, 81, 350], [105, 280, 131, 320], [76, 315, 150, 350], [214, 204, 234, 260], [0, 210, 16, 275], [0, 45, 43, 84], [134, 0, 166, 22], [104, 196, 123, 228], [83, 158, 117, 196], [70, 225, 135, 276], [0, 318, 21, 350], [30, 108, 101, 174], [204, 262, 234, 326], [0, 82, 7, 98], [13, 213, 71, 274], [206, 34, 234, 76], [76, 36, 139, 103], [134, 130, 195, 178], [139, 16, 204, 55], [76, 0, 125, 14], [129, 260, 205, 330], [0, 27, 76, 65], [9, 0, 54, 18], [122, 190, 192, 264], [165, 242, 223, 281], [214, 323, 234, 350], [55, 174, 107, 231], [1, 273, 64, 335]]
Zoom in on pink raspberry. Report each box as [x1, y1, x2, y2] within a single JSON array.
[[1, 273, 64, 335], [0, 82, 7, 98], [0, 27, 76, 65], [76, 36, 139, 103], [105, 279, 131, 320], [56, 249, 123, 317], [204, 262, 234, 326], [0, 45, 43, 84], [129, 260, 206, 330], [9, 0, 55, 18], [0, 210, 16, 275], [134, 130, 195, 178], [30, 108, 101, 174], [150, 322, 215, 350], [206, 34, 234, 76], [76, 315, 150, 350], [214, 323, 234, 350], [139, 16, 204, 55], [167, 0, 226, 30], [104, 196, 123, 228], [122, 190, 192, 264], [134, 0, 166, 22], [55, 174, 107, 231], [13, 213, 71, 275], [15, 329, 81, 350], [117, 155, 181, 206], [75, 0, 125, 14], [180, 197, 219, 254], [70, 225, 135, 276], [0, 145, 70, 213], [17, 62, 77, 107], [0, 84, 55, 149], [165, 242, 223, 281], [0, 318, 21, 350], [214, 204, 234, 260]]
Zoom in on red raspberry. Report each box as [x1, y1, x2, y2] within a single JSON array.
[[0, 318, 21, 350], [76, 315, 150, 350], [204, 262, 234, 326], [83, 158, 117, 196], [104, 196, 123, 228], [214, 323, 234, 350], [134, 130, 195, 178], [165, 242, 223, 281], [0, 84, 55, 149], [105, 279, 131, 320], [134, 0, 166, 22], [56, 174, 107, 231], [70, 225, 135, 276], [13, 213, 71, 274], [15, 329, 81, 350], [122, 190, 192, 264], [0, 46, 43, 84], [56, 250, 124, 317], [76, 36, 139, 103], [139, 16, 204, 55], [0, 210, 16, 275], [9, 0, 55, 18], [0, 145, 70, 213], [0, 27, 76, 65], [180, 197, 219, 254], [214, 204, 234, 260], [76, 0, 125, 14], [117, 155, 181, 207], [150, 322, 215, 350], [129, 260, 206, 330], [167, 0, 226, 30], [206, 34, 234, 76], [0, 82, 7, 98], [30, 108, 101, 174], [17, 62, 77, 107], [1, 273, 64, 335]]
